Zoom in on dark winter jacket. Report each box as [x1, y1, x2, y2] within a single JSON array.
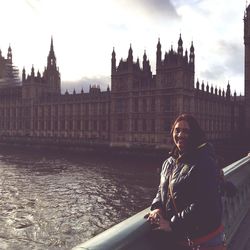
[[151, 143, 223, 240]]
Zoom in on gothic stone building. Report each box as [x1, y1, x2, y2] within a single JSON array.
[[0, 7, 249, 150]]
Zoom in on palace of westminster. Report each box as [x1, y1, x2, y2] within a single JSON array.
[[0, 7, 250, 150]]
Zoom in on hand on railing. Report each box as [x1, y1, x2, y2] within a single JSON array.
[[145, 208, 172, 232], [144, 208, 161, 222]]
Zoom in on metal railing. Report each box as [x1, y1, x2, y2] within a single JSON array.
[[72, 155, 250, 250], [222, 155, 250, 243]]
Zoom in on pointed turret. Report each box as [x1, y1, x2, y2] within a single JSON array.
[[234, 90, 237, 101], [43, 37, 61, 95], [215, 86, 218, 95], [47, 37, 56, 69], [201, 80, 205, 91], [111, 47, 116, 74], [143, 50, 147, 62], [136, 57, 139, 65], [22, 67, 26, 82], [184, 49, 188, 62], [211, 85, 214, 94], [37, 70, 41, 79], [189, 41, 195, 64], [142, 50, 151, 74], [177, 34, 183, 55], [226, 81, 231, 99], [128, 44, 133, 62], [206, 82, 209, 92], [31, 65, 35, 78], [196, 79, 200, 89], [143, 50, 147, 70], [7, 45, 12, 63], [156, 38, 162, 70]]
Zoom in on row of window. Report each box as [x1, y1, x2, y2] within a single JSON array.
[[0, 103, 110, 117], [195, 101, 233, 114], [115, 97, 177, 113], [0, 119, 108, 131], [116, 119, 171, 133], [0, 118, 171, 133]]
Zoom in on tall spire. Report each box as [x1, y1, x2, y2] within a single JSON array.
[[143, 50, 147, 62], [31, 65, 35, 78], [7, 44, 12, 63], [177, 33, 183, 55], [49, 37, 55, 58], [47, 37, 56, 69], [189, 41, 195, 64], [111, 47, 116, 74], [128, 44, 133, 62], [50, 36, 54, 51], [22, 67, 26, 82], [143, 50, 148, 71], [156, 38, 162, 70], [226, 81, 231, 99]]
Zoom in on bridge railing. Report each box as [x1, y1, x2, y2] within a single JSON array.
[[72, 155, 250, 250], [222, 155, 250, 243]]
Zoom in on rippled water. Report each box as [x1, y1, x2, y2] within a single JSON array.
[[0, 146, 161, 250]]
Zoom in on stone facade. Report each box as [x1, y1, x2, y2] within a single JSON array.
[[110, 36, 244, 148], [0, 15, 248, 150]]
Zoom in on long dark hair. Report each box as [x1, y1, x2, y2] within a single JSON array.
[[170, 113, 206, 156]]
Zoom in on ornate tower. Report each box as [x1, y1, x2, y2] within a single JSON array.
[[244, 5, 250, 132], [43, 37, 61, 95], [156, 38, 162, 72], [177, 34, 183, 55], [111, 47, 116, 75], [22, 38, 61, 99], [47, 38, 56, 69], [189, 41, 195, 64], [7, 45, 12, 64]]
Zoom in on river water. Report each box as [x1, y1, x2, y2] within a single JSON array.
[[0, 146, 162, 250]]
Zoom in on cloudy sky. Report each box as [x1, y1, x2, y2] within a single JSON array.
[[0, 0, 246, 94]]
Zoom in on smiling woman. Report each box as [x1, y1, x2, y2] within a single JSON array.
[[170, 114, 206, 157], [147, 113, 226, 250], [172, 120, 191, 153]]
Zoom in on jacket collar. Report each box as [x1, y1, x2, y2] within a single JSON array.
[[172, 142, 208, 163]]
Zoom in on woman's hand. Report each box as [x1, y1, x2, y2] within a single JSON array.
[[154, 213, 172, 232], [146, 209, 172, 232], [146, 208, 162, 225]]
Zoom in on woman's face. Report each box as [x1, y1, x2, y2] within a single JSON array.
[[173, 120, 190, 152]]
